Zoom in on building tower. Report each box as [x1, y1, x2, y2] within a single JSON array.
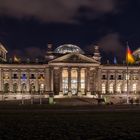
[[93, 45, 101, 62], [0, 43, 8, 62], [45, 44, 55, 60]]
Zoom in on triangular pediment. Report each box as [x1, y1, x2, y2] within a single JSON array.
[[49, 53, 99, 64]]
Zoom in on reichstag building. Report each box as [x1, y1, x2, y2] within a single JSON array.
[[0, 42, 140, 103]]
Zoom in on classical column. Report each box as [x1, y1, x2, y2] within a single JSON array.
[[59, 68, 62, 92], [97, 68, 101, 95], [93, 71, 96, 93], [9, 69, 12, 93], [114, 71, 117, 94], [45, 68, 50, 93], [50, 68, 54, 92], [129, 72, 133, 93], [35, 72, 39, 93], [77, 68, 81, 96], [137, 70, 140, 93], [106, 71, 109, 94], [26, 70, 30, 94], [68, 68, 71, 96], [122, 71, 125, 93], [59, 68, 63, 96], [18, 70, 21, 93], [86, 68, 90, 95]]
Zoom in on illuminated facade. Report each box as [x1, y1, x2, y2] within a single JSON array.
[[0, 43, 140, 103]]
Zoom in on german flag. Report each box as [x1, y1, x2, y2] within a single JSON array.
[[14, 55, 20, 62], [126, 46, 135, 64]]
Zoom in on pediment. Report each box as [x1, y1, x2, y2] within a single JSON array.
[[49, 53, 99, 64]]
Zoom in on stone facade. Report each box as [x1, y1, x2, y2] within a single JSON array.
[[0, 43, 140, 103]]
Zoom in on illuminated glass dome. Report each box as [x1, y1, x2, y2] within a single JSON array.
[[133, 48, 140, 62], [54, 44, 84, 54]]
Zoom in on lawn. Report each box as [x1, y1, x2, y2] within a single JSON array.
[[0, 105, 140, 140]]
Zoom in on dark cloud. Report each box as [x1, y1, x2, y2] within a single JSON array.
[[0, 0, 120, 23], [8, 47, 45, 60], [97, 33, 125, 58]]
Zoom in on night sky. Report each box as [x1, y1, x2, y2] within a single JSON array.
[[0, 0, 140, 63]]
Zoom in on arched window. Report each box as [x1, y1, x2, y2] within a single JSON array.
[[109, 83, 114, 93]]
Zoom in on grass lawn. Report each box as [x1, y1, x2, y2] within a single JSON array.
[[0, 105, 140, 140]]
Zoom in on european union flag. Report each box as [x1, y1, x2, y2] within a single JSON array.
[[114, 57, 117, 64]]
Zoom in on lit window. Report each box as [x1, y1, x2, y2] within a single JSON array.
[[81, 69, 85, 92], [116, 84, 121, 93], [102, 84, 106, 94], [125, 74, 130, 80], [109, 83, 114, 93], [133, 75, 137, 80], [39, 74, 44, 80], [124, 84, 127, 92], [21, 74, 27, 80], [4, 73, 9, 79], [132, 84, 136, 93]]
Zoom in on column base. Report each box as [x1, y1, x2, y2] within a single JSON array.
[[86, 91, 91, 96], [68, 92, 72, 97], [59, 91, 63, 96], [78, 91, 82, 97]]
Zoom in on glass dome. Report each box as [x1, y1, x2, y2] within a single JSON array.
[[133, 48, 140, 61], [54, 44, 84, 54]]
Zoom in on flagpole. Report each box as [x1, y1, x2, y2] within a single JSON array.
[[126, 42, 135, 104], [126, 42, 129, 104], [126, 60, 129, 104]]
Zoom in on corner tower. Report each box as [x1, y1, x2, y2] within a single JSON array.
[[0, 43, 8, 62]]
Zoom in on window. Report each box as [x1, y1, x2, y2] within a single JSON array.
[[62, 69, 68, 94], [132, 84, 136, 93], [124, 84, 127, 92], [109, 83, 114, 93], [110, 75, 114, 80], [102, 75, 106, 80], [39, 74, 44, 80], [4, 73, 9, 79], [102, 84, 106, 94], [118, 75, 122, 80], [21, 74, 27, 80], [125, 74, 130, 80], [30, 74, 35, 79], [116, 84, 121, 93], [132, 75, 138, 80], [81, 69, 85, 93], [13, 74, 18, 79]]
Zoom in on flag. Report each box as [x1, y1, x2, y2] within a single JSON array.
[[114, 57, 117, 64], [14, 55, 20, 62], [126, 46, 135, 64]]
